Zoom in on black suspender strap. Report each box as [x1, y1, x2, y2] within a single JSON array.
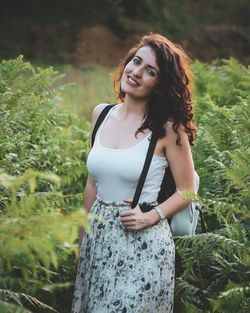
[[91, 104, 116, 147], [131, 133, 158, 208]]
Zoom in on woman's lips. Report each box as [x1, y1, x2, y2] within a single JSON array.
[[127, 75, 140, 86]]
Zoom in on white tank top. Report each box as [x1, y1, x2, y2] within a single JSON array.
[[87, 106, 168, 203]]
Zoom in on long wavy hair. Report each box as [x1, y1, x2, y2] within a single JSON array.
[[113, 32, 197, 145]]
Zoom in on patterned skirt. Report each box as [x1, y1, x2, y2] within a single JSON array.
[[71, 198, 175, 313]]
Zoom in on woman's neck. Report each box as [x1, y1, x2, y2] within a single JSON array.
[[121, 96, 147, 119]]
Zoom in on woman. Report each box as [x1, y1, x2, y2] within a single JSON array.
[[71, 32, 197, 313]]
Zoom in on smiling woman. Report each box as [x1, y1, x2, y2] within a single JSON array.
[[120, 46, 160, 100], [71, 32, 197, 313]]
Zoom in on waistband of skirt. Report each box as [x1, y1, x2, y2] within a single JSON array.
[[96, 195, 158, 207]]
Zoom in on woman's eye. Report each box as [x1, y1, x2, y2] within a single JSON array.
[[132, 58, 140, 64], [146, 68, 156, 76]]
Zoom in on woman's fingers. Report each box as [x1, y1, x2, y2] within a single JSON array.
[[123, 198, 133, 204], [120, 213, 135, 221], [120, 209, 134, 217], [120, 200, 145, 230], [122, 222, 136, 227]]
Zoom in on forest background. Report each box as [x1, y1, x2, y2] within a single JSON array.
[[0, 1, 249, 312]]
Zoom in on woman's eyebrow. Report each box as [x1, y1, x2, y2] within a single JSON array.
[[134, 55, 159, 73]]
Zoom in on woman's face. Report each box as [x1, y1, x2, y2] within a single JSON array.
[[121, 46, 159, 100]]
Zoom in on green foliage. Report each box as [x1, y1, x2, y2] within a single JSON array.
[[209, 281, 250, 313], [173, 58, 250, 312], [0, 55, 90, 208], [54, 64, 115, 121], [0, 170, 91, 276], [1, 56, 249, 312], [0, 57, 92, 312], [0, 288, 56, 312]]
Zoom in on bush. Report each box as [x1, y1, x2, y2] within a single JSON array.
[[173, 58, 250, 313], [0, 56, 90, 312], [0, 56, 249, 312]]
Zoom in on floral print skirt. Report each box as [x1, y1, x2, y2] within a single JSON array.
[[71, 198, 175, 313]]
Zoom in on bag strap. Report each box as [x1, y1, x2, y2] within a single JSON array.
[[91, 104, 116, 147], [131, 133, 158, 208], [131, 131, 207, 233], [91, 106, 207, 233]]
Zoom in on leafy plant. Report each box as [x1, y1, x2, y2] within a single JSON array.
[[1, 56, 249, 312], [173, 58, 250, 312], [0, 57, 91, 312]]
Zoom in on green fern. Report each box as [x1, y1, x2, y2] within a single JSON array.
[[209, 281, 250, 313], [0, 57, 91, 312], [174, 57, 250, 312], [0, 289, 57, 312], [1, 56, 249, 312], [0, 300, 32, 313]]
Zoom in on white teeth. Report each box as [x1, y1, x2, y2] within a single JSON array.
[[128, 76, 139, 86]]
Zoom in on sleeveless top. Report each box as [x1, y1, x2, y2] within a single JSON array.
[[87, 105, 168, 203]]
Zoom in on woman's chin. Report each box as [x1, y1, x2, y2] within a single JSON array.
[[121, 82, 135, 93], [121, 85, 149, 100]]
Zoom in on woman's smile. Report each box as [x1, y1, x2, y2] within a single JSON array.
[[126, 75, 140, 87], [121, 46, 159, 99]]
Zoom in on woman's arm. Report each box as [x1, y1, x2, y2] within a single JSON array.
[[120, 122, 197, 230], [147, 122, 196, 224], [78, 103, 109, 247], [78, 174, 97, 249], [83, 102, 109, 212], [83, 175, 97, 214]]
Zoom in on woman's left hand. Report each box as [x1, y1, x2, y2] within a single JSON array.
[[119, 198, 160, 230]]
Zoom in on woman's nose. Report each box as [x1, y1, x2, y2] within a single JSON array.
[[132, 66, 143, 77]]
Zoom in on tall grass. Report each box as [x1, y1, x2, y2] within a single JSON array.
[[33, 62, 117, 121]]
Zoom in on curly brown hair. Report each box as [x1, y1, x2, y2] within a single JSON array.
[[113, 32, 197, 145]]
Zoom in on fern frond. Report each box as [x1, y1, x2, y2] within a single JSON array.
[[175, 233, 249, 264], [209, 282, 250, 313], [20, 293, 58, 312], [0, 288, 22, 306], [0, 288, 58, 312], [182, 302, 206, 313], [175, 277, 208, 308], [0, 300, 32, 313], [200, 197, 248, 224], [216, 222, 248, 244]]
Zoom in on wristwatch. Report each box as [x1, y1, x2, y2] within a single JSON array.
[[154, 205, 166, 222]]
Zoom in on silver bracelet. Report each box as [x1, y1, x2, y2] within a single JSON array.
[[154, 205, 166, 222]]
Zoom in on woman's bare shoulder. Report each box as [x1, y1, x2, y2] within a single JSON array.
[[162, 120, 188, 146], [92, 103, 110, 121], [90, 103, 114, 129]]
